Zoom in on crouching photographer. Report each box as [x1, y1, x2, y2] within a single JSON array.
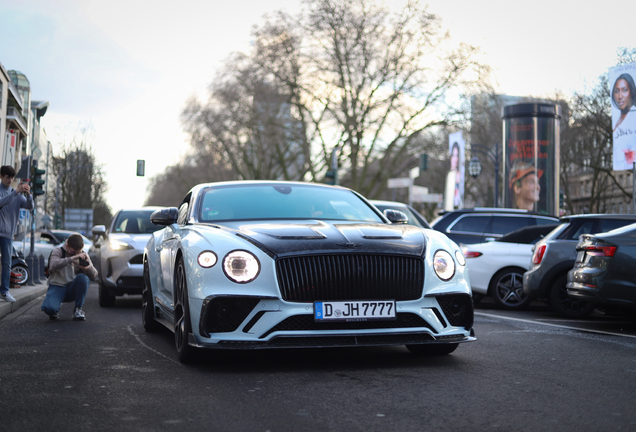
[[41, 233, 98, 321]]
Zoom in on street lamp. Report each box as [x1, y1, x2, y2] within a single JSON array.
[[469, 143, 501, 207]]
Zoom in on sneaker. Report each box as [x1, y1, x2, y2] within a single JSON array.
[[1, 292, 16, 303], [48, 313, 59, 320], [73, 307, 86, 321]]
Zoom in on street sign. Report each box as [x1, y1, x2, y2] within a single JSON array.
[[387, 177, 412, 189]]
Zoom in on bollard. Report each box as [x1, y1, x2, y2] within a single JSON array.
[[39, 255, 46, 280], [25, 255, 35, 286], [32, 255, 41, 284]]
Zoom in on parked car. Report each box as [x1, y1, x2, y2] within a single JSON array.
[[91, 207, 164, 307], [523, 214, 636, 317], [567, 223, 636, 319], [14, 229, 92, 266], [431, 208, 558, 245], [143, 181, 475, 363], [370, 200, 431, 229], [462, 224, 558, 309]]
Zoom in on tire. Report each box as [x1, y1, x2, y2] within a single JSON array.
[[549, 275, 596, 318], [98, 280, 116, 307], [142, 260, 162, 332], [489, 267, 532, 310], [406, 343, 459, 356], [174, 257, 198, 363], [11, 265, 29, 285]]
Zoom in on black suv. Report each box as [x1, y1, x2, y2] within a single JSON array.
[[432, 208, 559, 245], [523, 214, 636, 317]]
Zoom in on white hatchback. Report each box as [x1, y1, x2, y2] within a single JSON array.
[[461, 224, 558, 310]]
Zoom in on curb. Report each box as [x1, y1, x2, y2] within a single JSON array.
[[0, 283, 49, 321]]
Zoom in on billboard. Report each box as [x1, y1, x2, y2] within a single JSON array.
[[503, 103, 561, 215], [609, 62, 636, 171]]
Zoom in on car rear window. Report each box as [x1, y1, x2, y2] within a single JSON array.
[[599, 219, 635, 233], [487, 216, 530, 236], [448, 215, 490, 234]]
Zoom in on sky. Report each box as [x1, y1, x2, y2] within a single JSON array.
[[0, 0, 633, 211]]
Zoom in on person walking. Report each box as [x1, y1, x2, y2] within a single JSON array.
[[41, 234, 98, 320], [0, 165, 33, 303]]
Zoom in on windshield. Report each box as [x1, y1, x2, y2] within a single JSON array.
[[199, 184, 384, 223], [112, 211, 163, 234]]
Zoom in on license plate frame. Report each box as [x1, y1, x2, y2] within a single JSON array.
[[314, 300, 396, 322]]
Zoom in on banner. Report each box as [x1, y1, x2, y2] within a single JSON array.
[[609, 62, 636, 171], [447, 131, 465, 210]]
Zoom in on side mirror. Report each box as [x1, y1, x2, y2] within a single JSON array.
[[384, 209, 409, 224], [91, 225, 106, 238], [151, 207, 179, 226]]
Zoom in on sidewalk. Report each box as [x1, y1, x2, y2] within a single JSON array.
[[0, 282, 49, 320]]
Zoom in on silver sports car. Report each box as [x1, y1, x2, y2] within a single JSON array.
[[143, 181, 475, 363]]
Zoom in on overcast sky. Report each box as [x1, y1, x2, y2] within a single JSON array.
[[0, 0, 632, 211]]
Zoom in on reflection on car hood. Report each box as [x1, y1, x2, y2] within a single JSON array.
[[214, 221, 426, 256], [109, 233, 152, 249]]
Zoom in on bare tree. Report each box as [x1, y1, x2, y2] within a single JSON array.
[[183, 0, 491, 198], [49, 124, 112, 227]]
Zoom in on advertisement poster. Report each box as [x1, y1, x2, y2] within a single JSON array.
[[503, 104, 560, 215], [609, 62, 636, 171], [448, 131, 465, 209]]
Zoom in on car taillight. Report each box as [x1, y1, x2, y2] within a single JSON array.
[[463, 251, 482, 258], [532, 244, 547, 265], [584, 245, 617, 257]]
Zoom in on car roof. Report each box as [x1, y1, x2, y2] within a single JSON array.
[[561, 213, 636, 221], [497, 224, 559, 244], [370, 200, 409, 207]]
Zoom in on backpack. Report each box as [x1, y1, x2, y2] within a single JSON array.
[[45, 247, 66, 278]]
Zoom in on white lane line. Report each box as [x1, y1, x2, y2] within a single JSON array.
[[475, 312, 636, 340], [127, 324, 181, 365]]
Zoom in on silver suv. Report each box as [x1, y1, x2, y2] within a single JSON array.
[[91, 208, 164, 307], [523, 214, 636, 317]]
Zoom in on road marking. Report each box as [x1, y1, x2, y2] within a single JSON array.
[[475, 312, 636, 340], [126, 324, 181, 365]]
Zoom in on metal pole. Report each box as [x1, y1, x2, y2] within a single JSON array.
[[632, 162, 636, 214], [494, 143, 500, 208]]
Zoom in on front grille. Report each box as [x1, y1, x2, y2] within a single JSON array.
[[129, 254, 143, 265], [436, 294, 473, 329], [276, 254, 424, 302], [259, 313, 435, 339], [116, 276, 143, 288]]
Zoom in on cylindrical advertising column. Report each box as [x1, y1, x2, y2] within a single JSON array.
[[502, 103, 561, 216]]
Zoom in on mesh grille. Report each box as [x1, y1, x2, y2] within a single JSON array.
[[276, 254, 424, 302], [200, 297, 260, 336], [436, 294, 474, 329], [260, 313, 435, 339]]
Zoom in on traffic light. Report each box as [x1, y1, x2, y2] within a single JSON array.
[[420, 153, 428, 171], [54, 214, 62, 229], [31, 161, 45, 196]]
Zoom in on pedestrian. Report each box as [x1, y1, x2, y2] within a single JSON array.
[[41, 233, 98, 320], [0, 165, 33, 303]]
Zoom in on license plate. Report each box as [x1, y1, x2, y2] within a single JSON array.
[[314, 300, 396, 322]]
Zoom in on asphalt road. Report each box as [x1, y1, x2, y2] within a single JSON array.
[[1, 285, 636, 432]]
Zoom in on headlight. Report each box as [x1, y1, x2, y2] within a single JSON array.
[[109, 240, 134, 251], [455, 250, 466, 266], [433, 250, 455, 281], [223, 250, 260, 283], [198, 251, 217, 268]]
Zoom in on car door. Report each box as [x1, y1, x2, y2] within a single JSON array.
[[158, 200, 189, 306]]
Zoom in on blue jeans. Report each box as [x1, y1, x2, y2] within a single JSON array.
[[0, 237, 12, 295], [41, 274, 90, 316]]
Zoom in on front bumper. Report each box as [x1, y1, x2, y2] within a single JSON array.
[[185, 293, 475, 350]]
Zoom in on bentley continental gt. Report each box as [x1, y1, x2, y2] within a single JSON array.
[[142, 181, 475, 363]]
